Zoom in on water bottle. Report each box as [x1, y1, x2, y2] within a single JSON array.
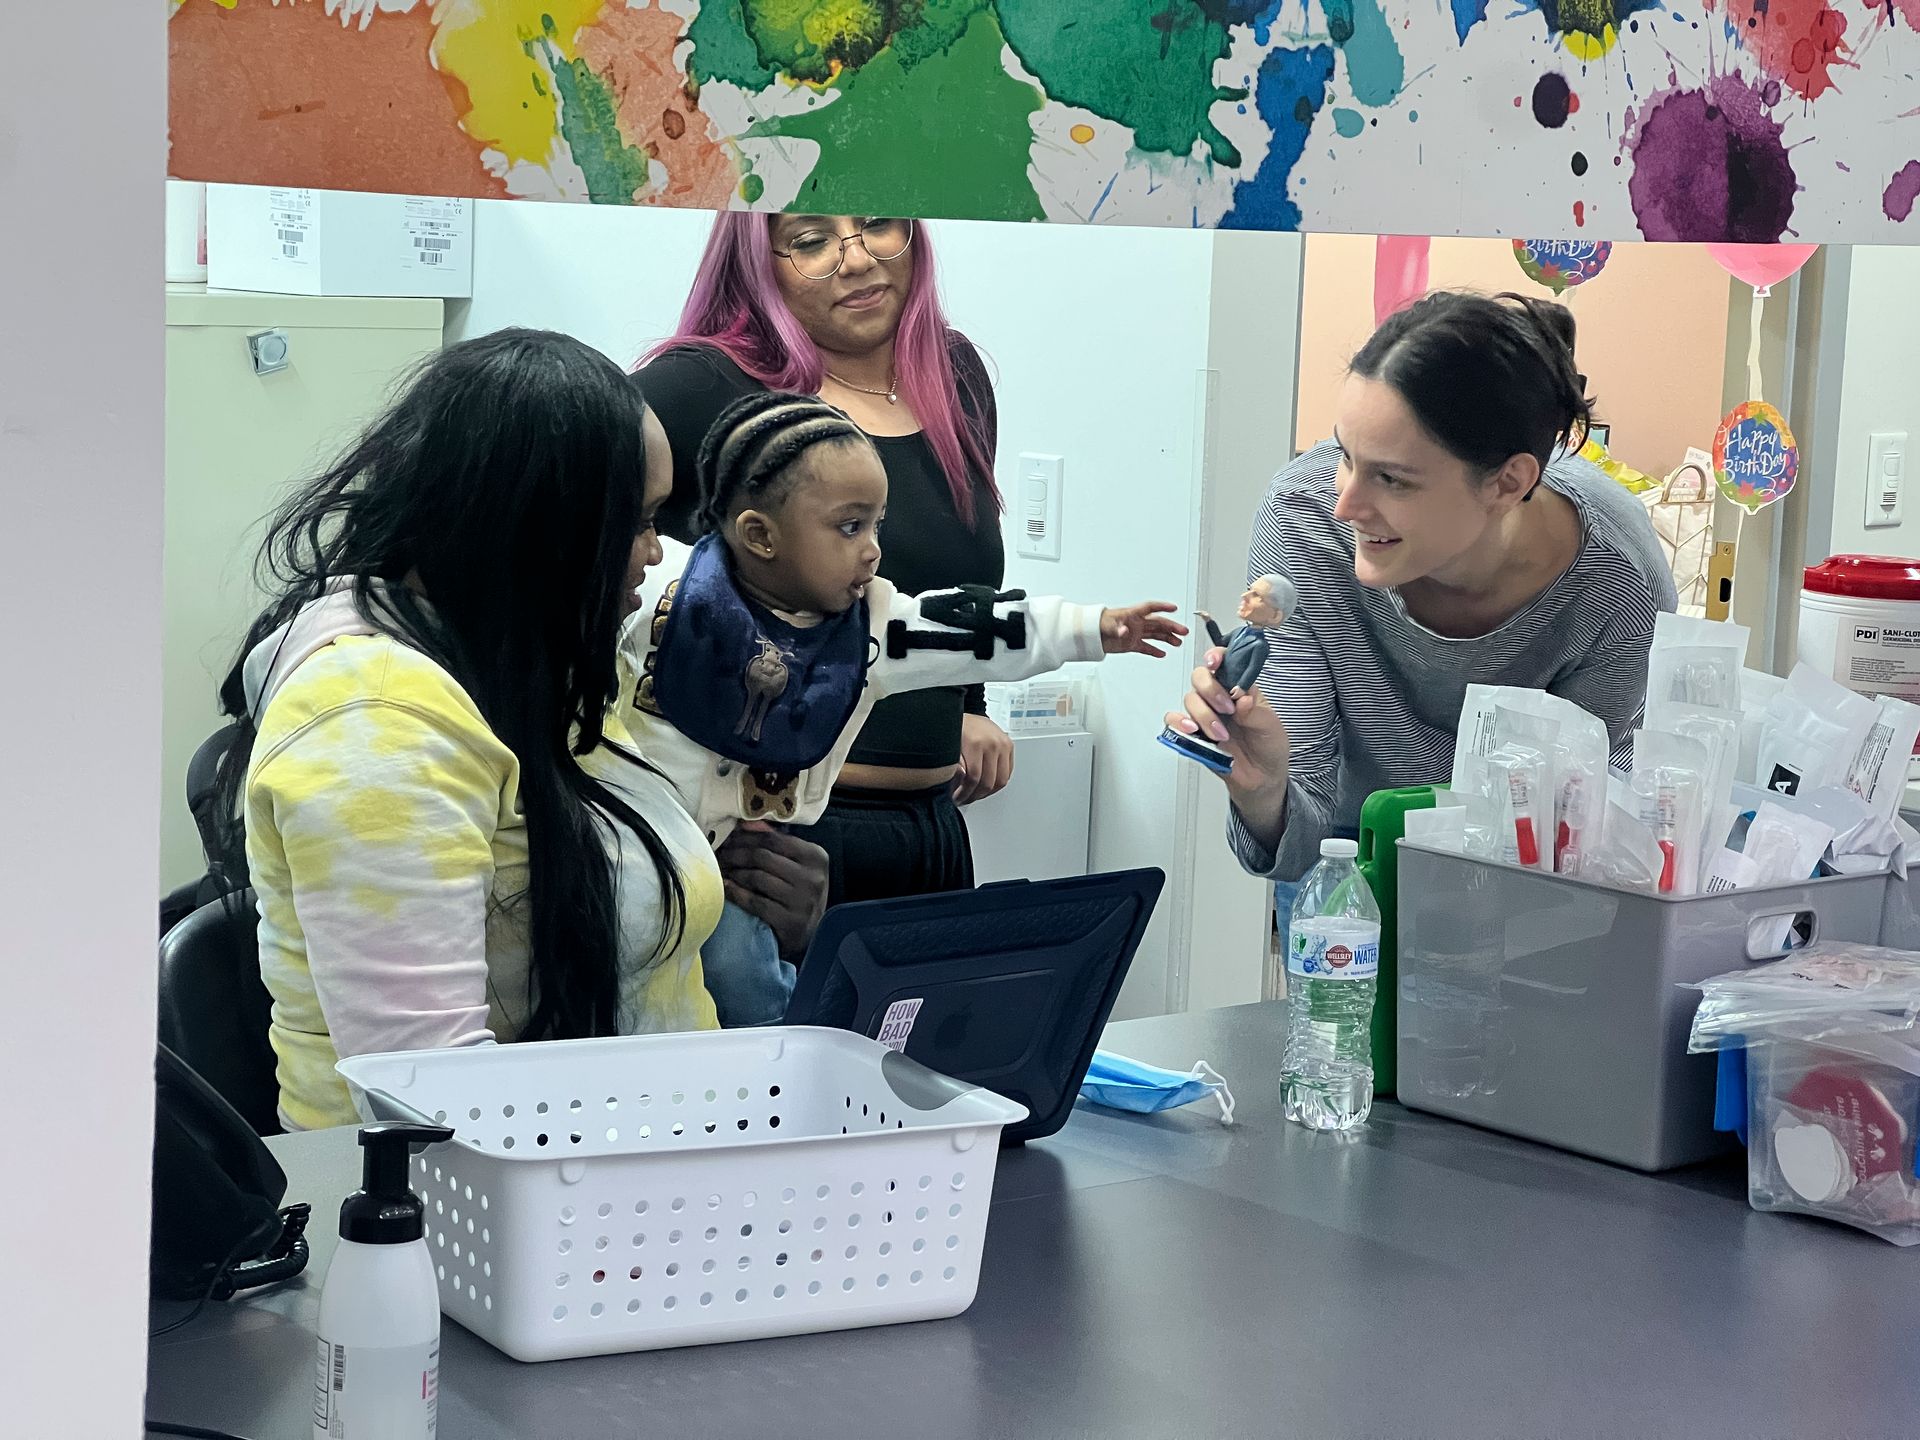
[[1282, 838, 1381, 1131]]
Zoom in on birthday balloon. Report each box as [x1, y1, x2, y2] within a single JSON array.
[[1705, 243, 1818, 294], [1374, 235, 1432, 326], [1712, 400, 1799, 514], [1512, 239, 1611, 295]]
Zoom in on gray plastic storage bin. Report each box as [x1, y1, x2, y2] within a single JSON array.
[[1395, 843, 1893, 1171]]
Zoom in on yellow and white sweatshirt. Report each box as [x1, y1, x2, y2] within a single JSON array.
[[621, 538, 1106, 845], [243, 582, 722, 1132]]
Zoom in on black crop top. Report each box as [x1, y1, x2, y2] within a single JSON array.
[[635, 335, 1005, 770]]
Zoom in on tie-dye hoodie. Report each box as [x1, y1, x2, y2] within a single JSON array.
[[242, 581, 721, 1131]]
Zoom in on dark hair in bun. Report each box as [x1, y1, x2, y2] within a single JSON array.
[[1349, 290, 1596, 479]]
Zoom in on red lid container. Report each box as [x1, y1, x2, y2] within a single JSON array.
[[1802, 555, 1920, 601]]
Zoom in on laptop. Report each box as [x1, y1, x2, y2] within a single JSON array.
[[783, 868, 1165, 1144]]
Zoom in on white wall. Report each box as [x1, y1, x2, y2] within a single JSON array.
[[1819, 247, 1920, 562], [936, 221, 1217, 1018], [449, 201, 715, 364], [1777, 246, 1920, 673], [454, 204, 1228, 1018], [0, 5, 164, 1433], [1176, 231, 1306, 1012]]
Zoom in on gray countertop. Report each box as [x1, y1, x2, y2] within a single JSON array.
[[148, 1002, 1918, 1439]]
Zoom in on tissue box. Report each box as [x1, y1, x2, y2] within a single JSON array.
[[984, 679, 1088, 735], [206, 184, 473, 298]]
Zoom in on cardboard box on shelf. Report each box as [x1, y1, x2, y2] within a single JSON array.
[[206, 185, 472, 299]]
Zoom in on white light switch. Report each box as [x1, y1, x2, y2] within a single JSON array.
[[1865, 431, 1907, 529], [1016, 453, 1064, 560]]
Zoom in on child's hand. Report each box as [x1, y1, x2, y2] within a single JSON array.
[[1099, 602, 1187, 657], [954, 713, 1015, 805]]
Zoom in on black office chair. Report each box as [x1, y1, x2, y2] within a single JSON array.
[[161, 722, 250, 936], [186, 722, 247, 877], [157, 888, 280, 1137]]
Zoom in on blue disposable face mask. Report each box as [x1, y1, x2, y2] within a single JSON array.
[[1079, 1051, 1236, 1126]]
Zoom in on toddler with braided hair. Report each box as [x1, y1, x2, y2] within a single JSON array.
[[622, 390, 1184, 1025]]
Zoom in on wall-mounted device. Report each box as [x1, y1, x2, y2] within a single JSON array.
[[1016, 452, 1064, 561], [246, 328, 291, 376]]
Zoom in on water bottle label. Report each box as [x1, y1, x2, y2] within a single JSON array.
[[1288, 928, 1379, 980]]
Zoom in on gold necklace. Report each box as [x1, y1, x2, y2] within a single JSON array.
[[824, 369, 898, 405]]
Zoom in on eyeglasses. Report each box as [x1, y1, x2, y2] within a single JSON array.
[[772, 218, 915, 282]]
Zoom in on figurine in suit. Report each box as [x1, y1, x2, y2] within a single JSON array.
[[1197, 574, 1297, 696], [1156, 574, 1297, 777]]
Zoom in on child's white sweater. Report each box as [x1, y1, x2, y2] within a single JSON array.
[[621, 538, 1105, 845]]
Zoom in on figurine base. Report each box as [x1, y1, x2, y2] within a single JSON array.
[[1156, 725, 1233, 777]]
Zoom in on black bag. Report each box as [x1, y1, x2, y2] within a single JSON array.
[[150, 1044, 310, 1305]]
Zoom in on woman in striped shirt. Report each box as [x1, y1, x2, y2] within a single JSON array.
[[1169, 291, 1675, 882]]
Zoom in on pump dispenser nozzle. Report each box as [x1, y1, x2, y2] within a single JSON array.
[[340, 1122, 454, 1245]]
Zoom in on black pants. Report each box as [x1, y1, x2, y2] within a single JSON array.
[[809, 783, 975, 909]]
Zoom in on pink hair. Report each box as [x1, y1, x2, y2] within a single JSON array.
[[644, 213, 1001, 527]]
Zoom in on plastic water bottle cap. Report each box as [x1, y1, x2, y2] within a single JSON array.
[[1773, 1121, 1853, 1205], [1320, 839, 1359, 859]]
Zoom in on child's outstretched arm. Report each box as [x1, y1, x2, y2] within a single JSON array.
[[870, 582, 1185, 700], [1101, 601, 1187, 657]]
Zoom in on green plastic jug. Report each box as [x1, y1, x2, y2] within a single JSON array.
[[1356, 786, 1440, 1098]]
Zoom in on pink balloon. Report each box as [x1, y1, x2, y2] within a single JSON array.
[[1705, 242, 1819, 293], [1373, 235, 1431, 327]]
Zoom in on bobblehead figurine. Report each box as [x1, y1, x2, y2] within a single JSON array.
[[1156, 573, 1297, 776]]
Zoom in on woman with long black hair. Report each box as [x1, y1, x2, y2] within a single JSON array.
[[211, 328, 821, 1130]]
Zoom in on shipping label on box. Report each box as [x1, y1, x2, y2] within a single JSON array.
[[267, 189, 316, 270]]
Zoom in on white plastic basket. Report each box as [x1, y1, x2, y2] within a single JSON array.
[[336, 1027, 1028, 1362]]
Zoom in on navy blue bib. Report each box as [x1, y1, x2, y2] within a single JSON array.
[[648, 535, 873, 775]]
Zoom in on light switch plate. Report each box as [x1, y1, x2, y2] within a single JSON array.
[[1016, 452, 1063, 560], [1865, 431, 1907, 529]]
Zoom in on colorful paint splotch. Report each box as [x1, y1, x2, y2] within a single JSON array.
[[1322, 0, 1405, 106], [1713, 400, 1800, 513], [1875, 0, 1920, 31], [1513, 238, 1612, 293], [1531, 73, 1576, 128], [166, 0, 509, 197], [754, 8, 1045, 220], [1711, 0, 1850, 101], [1221, 44, 1337, 231], [998, 0, 1247, 165], [1519, 0, 1663, 59], [576, 6, 737, 208], [1888, 162, 1920, 222], [165, 0, 1920, 243], [1626, 75, 1799, 242], [1450, 0, 1493, 44], [703, 0, 897, 86]]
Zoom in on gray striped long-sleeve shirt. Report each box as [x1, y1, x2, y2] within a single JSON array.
[[1228, 441, 1677, 882]]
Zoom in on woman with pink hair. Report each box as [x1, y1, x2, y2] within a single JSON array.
[[637, 213, 1011, 971]]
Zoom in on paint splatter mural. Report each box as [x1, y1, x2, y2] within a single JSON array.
[[166, 0, 1920, 241]]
